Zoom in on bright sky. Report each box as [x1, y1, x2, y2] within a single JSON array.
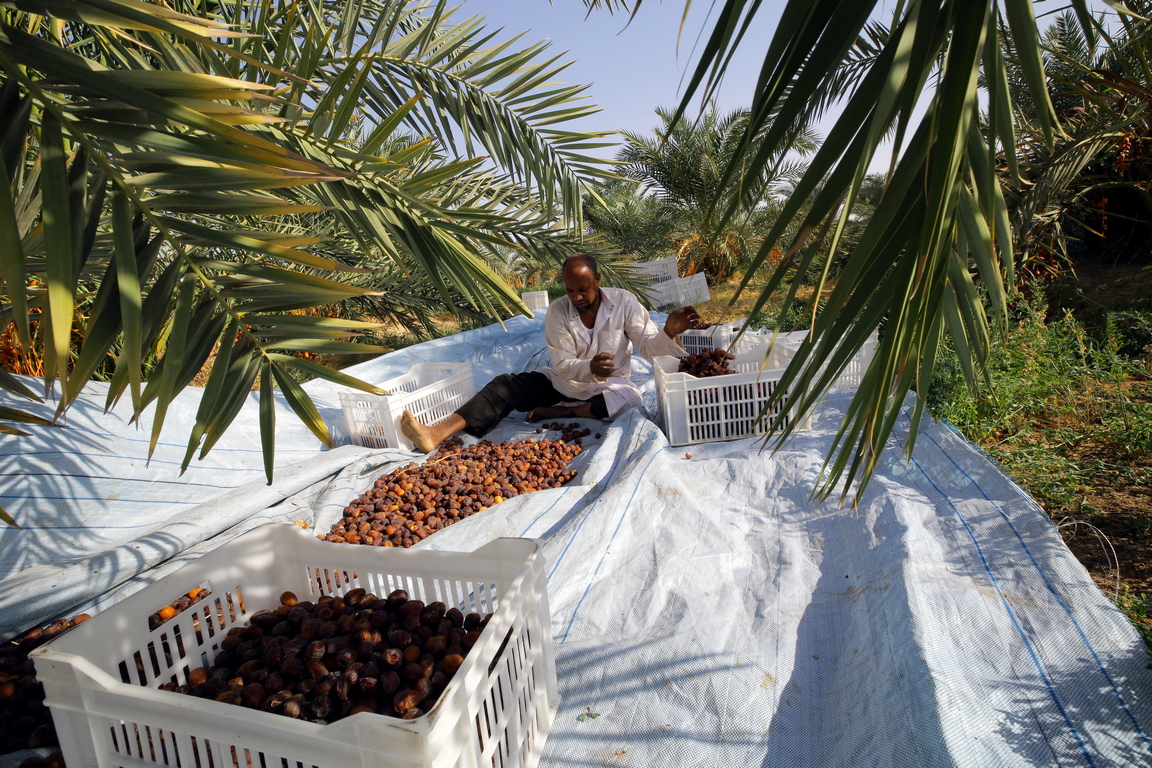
[[454, 1, 809, 144], [454, 1, 1115, 172]]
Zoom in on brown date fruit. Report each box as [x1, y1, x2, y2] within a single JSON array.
[[393, 688, 425, 713], [282, 694, 306, 719], [241, 683, 265, 708]]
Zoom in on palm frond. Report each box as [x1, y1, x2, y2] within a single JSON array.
[[604, 0, 1080, 502], [0, 0, 616, 519]]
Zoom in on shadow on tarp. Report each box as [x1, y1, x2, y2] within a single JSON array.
[[0, 423, 112, 572], [760, 489, 953, 768], [995, 663, 1152, 766], [0, 446, 367, 642], [543, 640, 770, 766]]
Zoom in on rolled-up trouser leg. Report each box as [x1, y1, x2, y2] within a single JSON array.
[[455, 372, 606, 437], [456, 372, 560, 437]]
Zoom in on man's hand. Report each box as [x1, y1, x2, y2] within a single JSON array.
[[664, 305, 706, 337], [590, 352, 615, 378]]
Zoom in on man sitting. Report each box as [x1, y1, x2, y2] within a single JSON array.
[[400, 253, 702, 453]]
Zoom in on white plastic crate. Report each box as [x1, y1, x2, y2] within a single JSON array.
[[520, 291, 549, 313], [654, 342, 800, 446], [733, 330, 879, 390], [676, 319, 749, 355], [729, 328, 809, 356], [31, 524, 559, 768], [650, 273, 710, 309], [825, 331, 878, 391], [626, 255, 678, 285], [340, 363, 474, 451]]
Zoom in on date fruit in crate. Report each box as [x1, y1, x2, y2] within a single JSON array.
[[147, 586, 212, 631], [323, 435, 581, 548], [17, 750, 64, 768], [678, 348, 737, 378], [0, 615, 91, 758], [165, 588, 491, 723]]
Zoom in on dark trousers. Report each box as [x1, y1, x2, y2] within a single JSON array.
[[456, 371, 607, 437]]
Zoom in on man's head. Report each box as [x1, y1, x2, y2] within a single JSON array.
[[562, 253, 601, 314]]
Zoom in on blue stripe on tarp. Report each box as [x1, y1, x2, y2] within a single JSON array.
[[545, 410, 648, 580], [0, 496, 198, 505], [909, 452, 1096, 768], [524, 415, 635, 539], [920, 428, 1152, 749], [16, 522, 169, 530], [0, 472, 237, 488], [16, 422, 316, 455], [518, 487, 572, 537], [0, 450, 269, 471]]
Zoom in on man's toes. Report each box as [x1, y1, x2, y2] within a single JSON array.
[[399, 410, 435, 452]]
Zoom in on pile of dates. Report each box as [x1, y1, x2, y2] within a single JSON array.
[[533, 421, 598, 445], [166, 588, 490, 722], [322, 435, 581, 548], [0, 615, 89, 760], [147, 586, 211, 631], [678, 348, 737, 378]]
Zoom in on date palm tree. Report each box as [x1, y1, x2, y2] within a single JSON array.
[[0, 0, 616, 523], [589, 0, 1117, 501], [615, 105, 817, 280]]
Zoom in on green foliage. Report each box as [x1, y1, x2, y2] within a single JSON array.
[[929, 293, 1138, 425], [0, 0, 615, 515], [589, 105, 816, 281], [747, 297, 828, 333], [581, 179, 679, 259], [1114, 589, 1152, 659], [1105, 309, 1152, 359], [926, 290, 1151, 500]]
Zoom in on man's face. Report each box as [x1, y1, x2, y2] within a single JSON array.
[[564, 266, 601, 314]]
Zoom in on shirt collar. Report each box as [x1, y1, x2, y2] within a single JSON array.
[[565, 286, 616, 320]]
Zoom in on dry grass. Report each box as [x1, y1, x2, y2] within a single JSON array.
[[694, 276, 826, 325]]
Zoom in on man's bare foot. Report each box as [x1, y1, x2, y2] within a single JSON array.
[[526, 403, 594, 422], [400, 409, 439, 453]]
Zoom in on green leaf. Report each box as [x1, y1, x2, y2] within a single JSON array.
[[160, 216, 356, 272], [271, 363, 333, 448], [0, 150, 30, 346], [266, 353, 389, 394], [0, 504, 21, 529], [39, 113, 75, 395], [146, 276, 195, 459], [259, 360, 275, 484], [0, 406, 54, 425], [112, 191, 144, 405]]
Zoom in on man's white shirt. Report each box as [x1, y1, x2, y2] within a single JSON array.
[[541, 287, 685, 418]]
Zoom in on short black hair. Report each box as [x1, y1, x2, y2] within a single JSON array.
[[563, 252, 599, 276]]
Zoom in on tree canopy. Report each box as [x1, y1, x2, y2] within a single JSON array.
[[0, 0, 618, 524]]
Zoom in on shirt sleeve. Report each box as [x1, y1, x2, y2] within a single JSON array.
[[545, 302, 596, 382], [621, 292, 685, 360]]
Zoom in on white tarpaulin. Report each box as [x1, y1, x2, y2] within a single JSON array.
[[1, 313, 1149, 767]]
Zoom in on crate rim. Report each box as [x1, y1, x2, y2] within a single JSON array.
[[31, 524, 545, 735]]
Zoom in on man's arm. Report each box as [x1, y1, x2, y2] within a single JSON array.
[[622, 292, 689, 360]]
